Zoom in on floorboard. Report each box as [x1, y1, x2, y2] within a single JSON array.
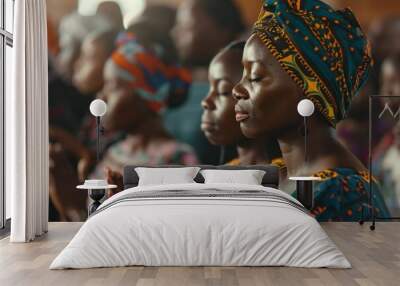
[[0, 222, 399, 286]]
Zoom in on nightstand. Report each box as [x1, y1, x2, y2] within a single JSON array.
[[289, 177, 321, 210], [77, 180, 117, 216]]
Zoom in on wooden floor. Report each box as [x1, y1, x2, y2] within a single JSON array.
[[0, 222, 399, 286]]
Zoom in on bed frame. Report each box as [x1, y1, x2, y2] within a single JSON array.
[[123, 165, 280, 190]]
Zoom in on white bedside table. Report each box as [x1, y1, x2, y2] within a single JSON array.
[[77, 180, 117, 216], [289, 177, 322, 210]]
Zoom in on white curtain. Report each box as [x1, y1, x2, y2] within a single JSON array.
[[7, 0, 49, 242]]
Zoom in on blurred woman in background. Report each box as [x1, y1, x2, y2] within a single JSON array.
[[56, 13, 113, 82], [73, 29, 120, 96], [98, 31, 198, 195], [172, 0, 245, 70], [95, 6, 203, 193], [96, 1, 124, 30], [77, 5, 181, 180]]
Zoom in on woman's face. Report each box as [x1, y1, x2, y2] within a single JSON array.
[[100, 60, 150, 132], [232, 34, 303, 139], [73, 37, 108, 95], [201, 50, 245, 146], [172, 0, 230, 65]]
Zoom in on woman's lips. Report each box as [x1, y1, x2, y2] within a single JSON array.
[[201, 122, 217, 132], [235, 105, 250, 122], [235, 113, 250, 122]]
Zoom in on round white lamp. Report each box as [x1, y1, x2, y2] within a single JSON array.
[[90, 99, 107, 117], [297, 99, 315, 117], [89, 99, 107, 163]]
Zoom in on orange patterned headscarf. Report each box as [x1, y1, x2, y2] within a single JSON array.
[[109, 32, 192, 113]]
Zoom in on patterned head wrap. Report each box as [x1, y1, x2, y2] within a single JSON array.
[[109, 32, 192, 113], [253, 0, 373, 127]]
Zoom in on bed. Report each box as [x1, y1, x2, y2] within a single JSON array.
[[50, 165, 350, 269]]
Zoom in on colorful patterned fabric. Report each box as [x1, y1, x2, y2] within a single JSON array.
[[90, 136, 199, 179], [298, 168, 391, 221], [226, 157, 285, 169], [254, 0, 373, 127], [271, 158, 286, 170], [226, 158, 241, 166], [109, 32, 192, 113]]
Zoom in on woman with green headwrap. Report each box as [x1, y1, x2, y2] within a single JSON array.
[[233, 0, 390, 221]]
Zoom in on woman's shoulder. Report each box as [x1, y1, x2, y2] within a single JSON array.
[[226, 158, 241, 166], [313, 167, 374, 187], [224, 157, 286, 167]]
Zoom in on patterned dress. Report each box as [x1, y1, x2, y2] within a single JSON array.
[[303, 168, 391, 221], [226, 157, 285, 168], [90, 136, 198, 179]]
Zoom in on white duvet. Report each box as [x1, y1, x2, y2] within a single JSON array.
[[50, 183, 351, 269]]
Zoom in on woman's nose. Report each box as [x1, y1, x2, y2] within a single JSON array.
[[232, 81, 248, 101], [201, 93, 216, 110]]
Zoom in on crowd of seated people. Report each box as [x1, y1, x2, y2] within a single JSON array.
[[48, 0, 246, 220], [48, 0, 400, 222]]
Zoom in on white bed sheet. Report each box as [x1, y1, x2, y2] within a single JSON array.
[[50, 183, 351, 269]]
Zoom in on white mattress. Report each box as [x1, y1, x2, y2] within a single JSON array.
[[50, 183, 351, 269]]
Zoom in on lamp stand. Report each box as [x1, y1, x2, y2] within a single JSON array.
[[88, 189, 105, 216], [304, 116, 308, 164], [96, 116, 100, 163], [296, 180, 314, 210], [219, 146, 226, 165]]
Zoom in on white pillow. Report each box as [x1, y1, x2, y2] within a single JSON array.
[[135, 167, 201, 186], [200, 169, 266, 185]]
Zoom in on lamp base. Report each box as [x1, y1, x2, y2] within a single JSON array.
[[88, 189, 105, 216], [296, 180, 314, 210]]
